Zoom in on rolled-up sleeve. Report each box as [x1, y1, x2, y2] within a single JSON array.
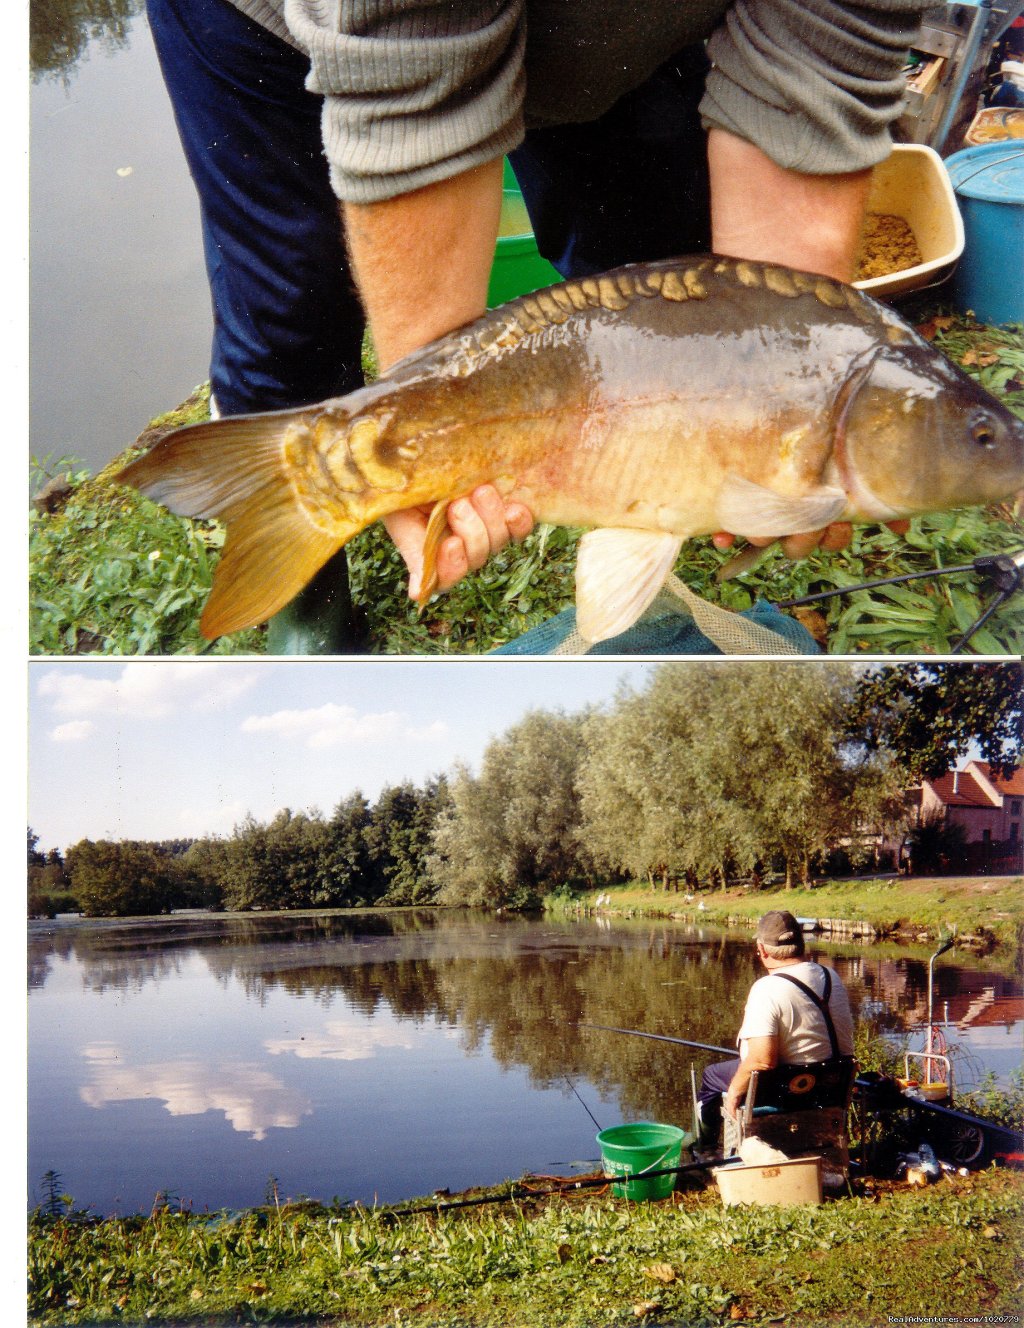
[[700, 0, 925, 174], [284, 0, 527, 201]]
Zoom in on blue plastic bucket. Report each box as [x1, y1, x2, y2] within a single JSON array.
[[596, 1122, 688, 1200], [945, 144, 1024, 325]]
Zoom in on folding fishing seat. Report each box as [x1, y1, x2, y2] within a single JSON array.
[[736, 1056, 857, 1188]]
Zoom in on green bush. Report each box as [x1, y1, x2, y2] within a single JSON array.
[[959, 1068, 1024, 1130]]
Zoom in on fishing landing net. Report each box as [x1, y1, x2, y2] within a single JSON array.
[[493, 575, 820, 656]]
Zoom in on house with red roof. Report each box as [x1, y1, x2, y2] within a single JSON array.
[[916, 760, 1023, 870]]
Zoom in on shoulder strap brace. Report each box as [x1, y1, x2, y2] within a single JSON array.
[[772, 966, 841, 1060]]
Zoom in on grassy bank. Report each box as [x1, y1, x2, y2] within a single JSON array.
[[28, 311, 1024, 655], [28, 1167, 1024, 1326], [575, 874, 1024, 954]]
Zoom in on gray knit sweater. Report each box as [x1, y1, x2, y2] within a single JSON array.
[[226, 0, 924, 202]]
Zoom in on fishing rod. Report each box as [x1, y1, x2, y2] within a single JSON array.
[[563, 1073, 603, 1131], [377, 1156, 730, 1219], [573, 1021, 733, 1057], [376, 1029, 734, 1221], [773, 549, 1024, 653]]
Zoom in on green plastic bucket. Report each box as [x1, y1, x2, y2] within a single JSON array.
[[596, 1122, 688, 1201], [487, 161, 562, 307]]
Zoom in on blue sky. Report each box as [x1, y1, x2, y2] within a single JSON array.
[[28, 660, 660, 852]]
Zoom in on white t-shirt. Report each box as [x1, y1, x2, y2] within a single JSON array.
[[737, 961, 854, 1064]]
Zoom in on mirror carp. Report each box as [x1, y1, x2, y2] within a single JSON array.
[[118, 255, 1024, 644]]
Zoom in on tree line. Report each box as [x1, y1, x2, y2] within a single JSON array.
[[29, 662, 1022, 918], [28, 780, 451, 919]]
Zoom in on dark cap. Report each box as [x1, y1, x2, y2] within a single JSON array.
[[757, 910, 804, 951]]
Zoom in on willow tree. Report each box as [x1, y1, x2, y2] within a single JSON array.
[[577, 684, 679, 887], [578, 666, 760, 889], [428, 708, 591, 909], [708, 662, 876, 886], [579, 662, 897, 889]]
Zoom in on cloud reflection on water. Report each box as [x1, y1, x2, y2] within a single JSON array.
[[79, 1042, 312, 1140], [265, 1019, 448, 1061]]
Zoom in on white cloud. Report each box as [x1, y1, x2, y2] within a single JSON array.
[[51, 720, 94, 742], [241, 703, 448, 749], [37, 664, 260, 720], [405, 722, 449, 741]]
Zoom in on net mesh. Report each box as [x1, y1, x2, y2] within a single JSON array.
[[492, 576, 820, 656]]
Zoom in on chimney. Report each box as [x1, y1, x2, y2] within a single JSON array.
[[953, 770, 959, 795]]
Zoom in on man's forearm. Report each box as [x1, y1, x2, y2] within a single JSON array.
[[342, 155, 532, 596], [724, 1036, 778, 1116], [725, 1060, 754, 1114], [708, 127, 872, 282], [342, 156, 504, 371]]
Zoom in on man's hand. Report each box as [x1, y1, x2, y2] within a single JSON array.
[[726, 1036, 777, 1117], [384, 486, 534, 600], [712, 521, 911, 561]]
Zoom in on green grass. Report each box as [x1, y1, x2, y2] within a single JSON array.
[[28, 312, 1024, 655], [27, 1168, 1024, 1325], [579, 874, 1024, 954], [29, 387, 263, 656]]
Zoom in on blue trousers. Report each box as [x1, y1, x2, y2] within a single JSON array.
[[147, 0, 711, 645], [148, 0, 366, 415], [510, 43, 711, 277], [149, 0, 367, 648], [698, 1057, 741, 1136]]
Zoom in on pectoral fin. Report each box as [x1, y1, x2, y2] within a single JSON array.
[[575, 528, 683, 644], [715, 542, 771, 583], [416, 500, 450, 609], [715, 476, 847, 539]]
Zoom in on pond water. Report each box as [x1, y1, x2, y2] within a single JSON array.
[[27, 910, 1022, 1217], [30, 7, 211, 477]]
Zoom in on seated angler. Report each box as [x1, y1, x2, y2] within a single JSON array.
[[697, 910, 855, 1154]]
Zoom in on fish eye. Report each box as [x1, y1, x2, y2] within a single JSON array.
[[971, 414, 998, 448]]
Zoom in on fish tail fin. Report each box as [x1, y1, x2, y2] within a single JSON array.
[[117, 413, 353, 639]]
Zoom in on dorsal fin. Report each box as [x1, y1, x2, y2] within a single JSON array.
[[436, 254, 884, 381], [442, 259, 717, 377]]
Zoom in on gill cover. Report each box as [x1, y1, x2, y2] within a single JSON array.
[[834, 341, 1024, 517]]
